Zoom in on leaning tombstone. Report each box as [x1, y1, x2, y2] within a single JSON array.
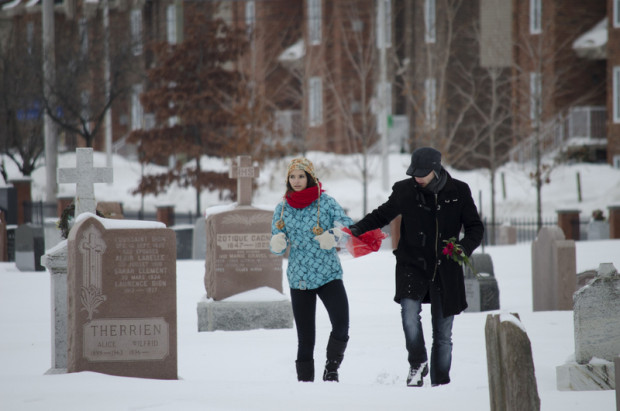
[[464, 253, 500, 312], [15, 223, 45, 271], [531, 226, 576, 311], [197, 156, 293, 331], [67, 214, 177, 379], [485, 313, 540, 411], [556, 263, 619, 391]]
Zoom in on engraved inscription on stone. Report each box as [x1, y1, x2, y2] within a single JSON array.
[[84, 318, 169, 362]]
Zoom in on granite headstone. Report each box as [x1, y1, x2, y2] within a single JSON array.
[[67, 215, 177, 379], [557, 263, 619, 391], [464, 253, 500, 312], [531, 226, 576, 311]]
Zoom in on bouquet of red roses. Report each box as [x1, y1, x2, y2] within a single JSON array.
[[442, 237, 475, 273]]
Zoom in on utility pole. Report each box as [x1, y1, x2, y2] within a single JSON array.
[[42, 0, 58, 202], [378, 0, 389, 190], [103, 0, 113, 171]]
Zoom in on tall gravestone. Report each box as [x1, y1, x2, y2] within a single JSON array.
[[464, 253, 500, 312], [67, 215, 177, 379], [42, 148, 114, 374], [557, 263, 619, 391], [485, 313, 540, 411], [531, 226, 576, 311], [197, 156, 292, 332]]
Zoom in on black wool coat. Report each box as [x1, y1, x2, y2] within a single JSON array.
[[353, 171, 484, 317]]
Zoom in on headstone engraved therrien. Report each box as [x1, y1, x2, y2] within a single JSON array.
[[67, 216, 177, 379], [198, 156, 292, 331]]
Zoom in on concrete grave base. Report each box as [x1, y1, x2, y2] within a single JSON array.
[[556, 361, 615, 391], [197, 298, 294, 332]]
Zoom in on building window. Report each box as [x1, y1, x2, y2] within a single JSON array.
[[530, 0, 541, 34], [425, 77, 436, 128], [308, 0, 321, 45], [131, 84, 144, 130], [167, 5, 177, 44], [131, 9, 143, 56], [308, 77, 323, 127], [424, 0, 436, 43], [246, 1, 255, 36], [530, 72, 542, 122], [614, 67, 620, 123], [615, 0, 620, 28]]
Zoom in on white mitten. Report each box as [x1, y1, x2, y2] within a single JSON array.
[[314, 228, 342, 250], [270, 233, 287, 253]]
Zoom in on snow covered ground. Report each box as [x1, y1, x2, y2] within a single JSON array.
[[1, 151, 619, 410]]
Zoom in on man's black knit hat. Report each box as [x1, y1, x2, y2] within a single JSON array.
[[406, 147, 442, 177]]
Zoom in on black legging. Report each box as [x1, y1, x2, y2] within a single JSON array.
[[290, 279, 349, 362]]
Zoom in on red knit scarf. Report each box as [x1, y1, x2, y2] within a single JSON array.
[[285, 183, 324, 209]]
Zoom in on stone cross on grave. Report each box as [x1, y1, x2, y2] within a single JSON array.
[[229, 155, 259, 207], [57, 148, 113, 217]]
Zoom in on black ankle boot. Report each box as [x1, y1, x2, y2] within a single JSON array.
[[296, 360, 314, 382], [323, 335, 348, 382]]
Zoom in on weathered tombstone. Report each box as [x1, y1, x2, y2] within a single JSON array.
[[531, 226, 576, 311], [15, 223, 45, 271], [192, 216, 206, 260], [485, 313, 540, 411], [464, 253, 500, 312], [557, 263, 619, 391], [0, 186, 18, 225], [67, 215, 177, 379], [197, 155, 293, 332], [173, 224, 193, 260]]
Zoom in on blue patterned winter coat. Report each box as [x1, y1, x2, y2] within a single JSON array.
[[270, 193, 353, 290]]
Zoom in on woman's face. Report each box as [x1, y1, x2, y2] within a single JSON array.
[[288, 169, 308, 191]]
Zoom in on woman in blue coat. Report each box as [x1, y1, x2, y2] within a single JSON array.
[[270, 157, 353, 383]]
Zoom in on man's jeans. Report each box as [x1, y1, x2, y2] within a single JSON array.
[[400, 295, 454, 385]]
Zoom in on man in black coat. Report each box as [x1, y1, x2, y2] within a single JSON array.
[[349, 147, 483, 387]]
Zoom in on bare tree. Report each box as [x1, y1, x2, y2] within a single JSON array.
[[0, 20, 45, 181], [322, 3, 380, 215], [392, 0, 476, 163], [511, 9, 605, 232], [40, 7, 138, 149]]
